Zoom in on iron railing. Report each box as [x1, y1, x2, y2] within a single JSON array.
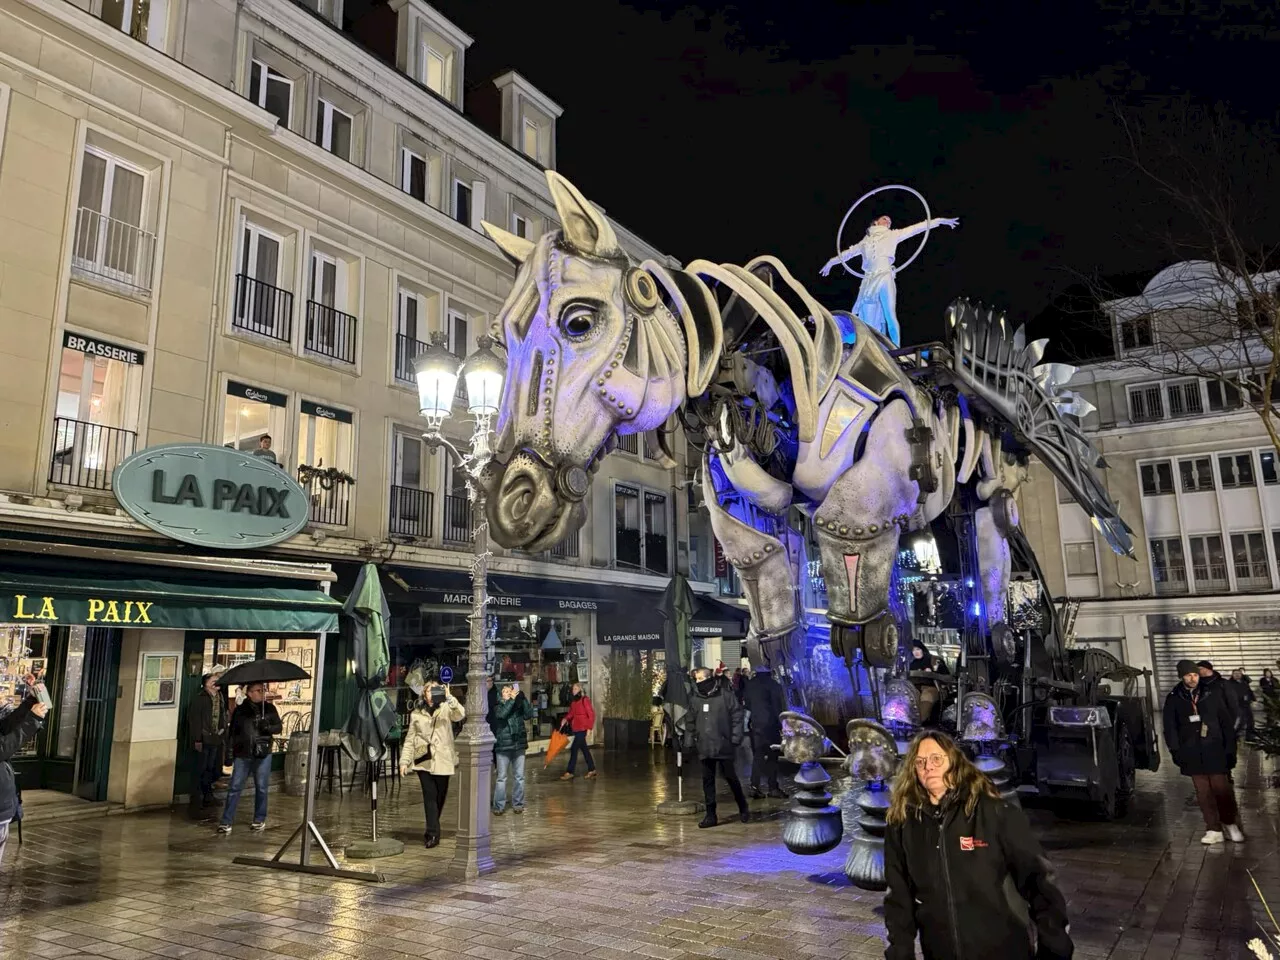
[[233, 274, 293, 342], [49, 418, 137, 491], [1153, 567, 1189, 596], [1191, 564, 1229, 591], [616, 433, 639, 455], [299, 468, 352, 526], [71, 207, 156, 293], [389, 485, 433, 538], [304, 301, 358, 364], [645, 533, 670, 575], [549, 533, 580, 560], [394, 333, 428, 383], [1235, 565, 1272, 591], [443, 495, 473, 543]]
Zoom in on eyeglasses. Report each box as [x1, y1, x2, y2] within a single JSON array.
[[914, 754, 947, 771]]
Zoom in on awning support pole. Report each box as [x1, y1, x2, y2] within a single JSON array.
[[234, 582, 385, 883]]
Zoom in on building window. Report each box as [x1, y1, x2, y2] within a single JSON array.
[[1178, 457, 1214, 493], [1219, 453, 1256, 489], [1119, 315, 1153, 350], [1166, 380, 1204, 418], [452, 177, 486, 230], [616, 433, 640, 456], [1230, 531, 1271, 589], [448, 309, 471, 399], [395, 287, 431, 383], [51, 332, 143, 490], [511, 212, 529, 239], [390, 431, 431, 538], [298, 401, 354, 525], [73, 147, 155, 292], [1139, 460, 1174, 496], [315, 98, 353, 160], [522, 118, 540, 161], [421, 44, 454, 100], [1207, 379, 1242, 412], [402, 148, 428, 203], [615, 484, 642, 568], [304, 249, 356, 364], [1261, 450, 1278, 485], [644, 492, 670, 575], [222, 380, 288, 464], [234, 221, 291, 342], [1064, 541, 1097, 577], [249, 60, 293, 127], [1188, 535, 1227, 591], [613, 485, 669, 574], [1056, 481, 1074, 504], [1128, 384, 1164, 423], [95, 0, 168, 50], [1149, 537, 1187, 595]]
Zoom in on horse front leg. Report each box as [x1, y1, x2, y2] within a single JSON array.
[[975, 434, 1029, 665], [812, 400, 919, 670]]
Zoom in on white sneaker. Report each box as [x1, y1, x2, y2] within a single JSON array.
[[250, 821, 266, 832], [216, 824, 232, 835], [1201, 830, 1224, 845], [1226, 824, 1245, 842]]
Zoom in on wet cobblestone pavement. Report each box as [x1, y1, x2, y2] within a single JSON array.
[[1, 748, 1278, 960]]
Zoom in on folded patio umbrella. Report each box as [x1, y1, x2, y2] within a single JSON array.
[[544, 727, 570, 768], [343, 562, 396, 762], [216, 659, 310, 687]]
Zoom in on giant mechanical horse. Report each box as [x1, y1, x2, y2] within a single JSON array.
[[476, 173, 1132, 704]]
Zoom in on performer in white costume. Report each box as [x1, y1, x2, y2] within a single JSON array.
[[820, 214, 958, 346]]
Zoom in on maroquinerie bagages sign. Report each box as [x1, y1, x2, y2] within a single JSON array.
[[111, 443, 310, 549]]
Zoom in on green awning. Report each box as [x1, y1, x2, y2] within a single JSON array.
[[0, 572, 341, 633]]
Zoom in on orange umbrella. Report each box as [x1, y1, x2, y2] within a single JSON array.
[[544, 727, 570, 768]]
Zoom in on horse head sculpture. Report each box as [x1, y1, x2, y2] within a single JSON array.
[[477, 172, 722, 552]]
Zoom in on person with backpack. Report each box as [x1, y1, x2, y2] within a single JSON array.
[[559, 682, 597, 781], [216, 682, 282, 835]]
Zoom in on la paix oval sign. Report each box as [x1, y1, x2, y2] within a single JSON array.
[[112, 443, 310, 549]]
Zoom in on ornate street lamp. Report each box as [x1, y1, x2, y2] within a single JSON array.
[[413, 331, 506, 879]]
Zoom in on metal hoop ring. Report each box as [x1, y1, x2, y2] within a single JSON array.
[[835, 184, 932, 279]]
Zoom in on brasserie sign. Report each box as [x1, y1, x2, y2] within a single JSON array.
[[112, 443, 310, 549]]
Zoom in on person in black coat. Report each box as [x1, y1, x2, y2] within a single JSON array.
[[884, 730, 1073, 960], [216, 683, 282, 836], [685, 668, 749, 828], [188, 674, 226, 810], [1163, 659, 1241, 845], [1, 679, 50, 864], [1229, 668, 1257, 740], [908, 641, 951, 724], [743, 665, 787, 799]]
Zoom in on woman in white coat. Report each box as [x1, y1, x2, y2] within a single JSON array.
[[400, 682, 465, 847]]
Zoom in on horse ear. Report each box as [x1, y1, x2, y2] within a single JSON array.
[[481, 221, 535, 266], [546, 171, 621, 258]]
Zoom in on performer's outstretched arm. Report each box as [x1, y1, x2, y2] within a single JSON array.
[[891, 217, 959, 242], [820, 241, 863, 277]]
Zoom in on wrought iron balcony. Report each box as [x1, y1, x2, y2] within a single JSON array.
[[443, 495, 473, 544], [233, 274, 293, 343], [1153, 567, 1189, 596], [389, 485, 433, 538], [71, 207, 156, 293], [298, 466, 353, 526], [1191, 564, 1229, 592], [1235, 565, 1272, 591], [394, 333, 428, 383], [304, 302, 357, 364], [49, 418, 137, 491], [645, 533, 670, 575]]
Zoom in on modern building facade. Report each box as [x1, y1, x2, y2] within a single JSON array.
[[1020, 261, 1280, 694], [0, 0, 745, 810]]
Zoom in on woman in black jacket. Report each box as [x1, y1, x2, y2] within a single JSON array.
[[1162, 659, 1241, 845], [684, 668, 749, 829], [884, 731, 1073, 960]]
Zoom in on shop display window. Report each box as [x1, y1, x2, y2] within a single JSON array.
[[201, 636, 316, 752], [0, 625, 52, 759], [387, 608, 591, 748]]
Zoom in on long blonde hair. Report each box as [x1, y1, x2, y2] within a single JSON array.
[[886, 730, 1000, 825]]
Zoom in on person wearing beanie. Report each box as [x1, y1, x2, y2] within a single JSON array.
[[1163, 659, 1242, 845], [1196, 660, 1241, 720]]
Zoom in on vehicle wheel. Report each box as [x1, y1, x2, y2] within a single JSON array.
[[1115, 721, 1136, 813]]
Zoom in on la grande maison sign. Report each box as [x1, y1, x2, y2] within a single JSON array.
[[112, 444, 310, 549]]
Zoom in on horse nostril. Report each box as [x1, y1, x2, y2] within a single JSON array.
[[510, 488, 533, 522]]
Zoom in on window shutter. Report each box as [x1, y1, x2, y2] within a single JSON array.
[[470, 180, 487, 231]]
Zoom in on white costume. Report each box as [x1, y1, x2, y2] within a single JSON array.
[[826, 218, 955, 347]]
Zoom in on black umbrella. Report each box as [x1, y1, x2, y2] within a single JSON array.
[[216, 659, 311, 687]]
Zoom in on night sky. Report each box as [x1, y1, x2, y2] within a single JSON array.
[[428, 1, 1278, 359]]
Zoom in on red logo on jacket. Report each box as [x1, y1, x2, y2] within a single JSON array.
[[959, 836, 988, 851]]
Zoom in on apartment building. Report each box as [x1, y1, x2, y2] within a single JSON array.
[[1019, 260, 1280, 693], [0, 0, 746, 810]]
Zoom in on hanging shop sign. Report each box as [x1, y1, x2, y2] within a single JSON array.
[[1149, 611, 1280, 635], [301, 400, 353, 423], [112, 443, 310, 549], [227, 380, 287, 407]]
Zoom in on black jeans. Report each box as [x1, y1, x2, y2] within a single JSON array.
[[195, 744, 222, 803], [750, 734, 780, 790], [417, 771, 450, 838], [566, 731, 595, 774], [701, 757, 747, 811]]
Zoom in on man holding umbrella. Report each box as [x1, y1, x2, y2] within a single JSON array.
[[217, 682, 282, 835]]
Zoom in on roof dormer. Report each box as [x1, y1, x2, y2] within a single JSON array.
[[492, 71, 563, 169], [389, 0, 472, 110]]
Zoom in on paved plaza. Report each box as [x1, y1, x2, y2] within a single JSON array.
[[0, 748, 1278, 960]]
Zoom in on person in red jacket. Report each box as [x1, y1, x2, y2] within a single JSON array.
[[560, 682, 598, 780]]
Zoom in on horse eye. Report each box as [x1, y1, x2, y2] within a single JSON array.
[[560, 304, 596, 339]]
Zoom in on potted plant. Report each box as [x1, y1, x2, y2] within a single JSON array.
[[602, 649, 656, 749]]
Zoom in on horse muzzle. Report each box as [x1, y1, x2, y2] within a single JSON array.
[[482, 450, 589, 553]]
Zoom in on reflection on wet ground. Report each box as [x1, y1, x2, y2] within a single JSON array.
[[1, 747, 1277, 959]]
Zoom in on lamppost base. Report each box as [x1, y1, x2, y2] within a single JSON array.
[[345, 837, 405, 859], [446, 850, 497, 880], [656, 799, 704, 817]]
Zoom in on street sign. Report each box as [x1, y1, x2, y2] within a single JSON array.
[[112, 443, 310, 549], [439, 665, 454, 684]]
